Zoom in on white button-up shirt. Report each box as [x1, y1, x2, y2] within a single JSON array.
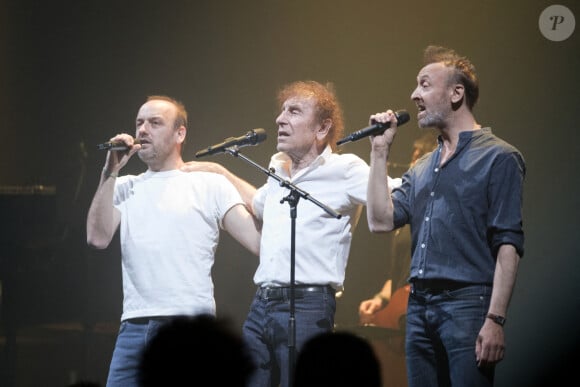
[[252, 146, 400, 290]]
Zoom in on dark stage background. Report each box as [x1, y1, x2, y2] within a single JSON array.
[[1, 1, 578, 386]]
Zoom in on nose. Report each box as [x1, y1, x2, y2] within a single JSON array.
[[136, 122, 149, 136], [410, 86, 420, 101], [275, 110, 286, 126]]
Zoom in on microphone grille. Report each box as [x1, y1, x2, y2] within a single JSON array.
[[252, 128, 267, 142], [395, 110, 410, 125]]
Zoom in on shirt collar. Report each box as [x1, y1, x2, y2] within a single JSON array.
[[270, 145, 333, 178]]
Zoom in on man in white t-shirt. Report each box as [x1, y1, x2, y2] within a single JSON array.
[[86, 95, 260, 387]]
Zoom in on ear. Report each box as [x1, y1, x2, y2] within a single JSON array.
[[316, 118, 332, 140], [176, 126, 187, 144], [451, 83, 465, 105]]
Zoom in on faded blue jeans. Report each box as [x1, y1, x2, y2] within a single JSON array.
[[406, 284, 496, 387], [106, 318, 169, 387], [242, 286, 336, 387]]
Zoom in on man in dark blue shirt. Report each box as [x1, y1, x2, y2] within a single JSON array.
[[366, 45, 525, 387]]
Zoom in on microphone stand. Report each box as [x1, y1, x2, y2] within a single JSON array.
[[223, 146, 341, 386]]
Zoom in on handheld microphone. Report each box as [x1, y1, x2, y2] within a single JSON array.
[[97, 138, 141, 151], [336, 110, 410, 146], [195, 128, 267, 158]]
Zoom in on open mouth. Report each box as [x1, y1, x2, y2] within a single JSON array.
[[416, 105, 426, 118]]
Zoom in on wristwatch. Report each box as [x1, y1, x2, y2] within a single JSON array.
[[486, 313, 506, 326]]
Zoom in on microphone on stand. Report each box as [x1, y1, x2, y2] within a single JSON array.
[[97, 138, 141, 151], [336, 110, 410, 146], [195, 128, 267, 158]]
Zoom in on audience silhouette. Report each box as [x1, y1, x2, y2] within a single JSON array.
[[138, 314, 255, 387], [293, 330, 382, 387]]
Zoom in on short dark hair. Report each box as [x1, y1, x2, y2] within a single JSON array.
[[423, 45, 479, 110]]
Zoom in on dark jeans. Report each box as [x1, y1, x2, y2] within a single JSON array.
[[106, 318, 169, 387], [242, 286, 336, 387], [406, 283, 495, 387]]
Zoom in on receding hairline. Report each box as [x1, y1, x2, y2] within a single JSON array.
[[142, 95, 188, 130]]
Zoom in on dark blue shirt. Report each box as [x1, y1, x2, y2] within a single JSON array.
[[392, 128, 525, 284]]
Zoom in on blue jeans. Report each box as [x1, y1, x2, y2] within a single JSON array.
[[406, 284, 495, 387], [242, 287, 336, 387], [106, 318, 169, 387]]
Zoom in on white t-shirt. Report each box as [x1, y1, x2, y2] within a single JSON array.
[[113, 169, 244, 321], [252, 146, 400, 290]]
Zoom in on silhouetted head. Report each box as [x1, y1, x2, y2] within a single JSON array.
[[294, 330, 382, 387], [138, 314, 255, 387]]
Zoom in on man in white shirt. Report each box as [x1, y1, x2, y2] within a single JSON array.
[[86, 95, 260, 387]]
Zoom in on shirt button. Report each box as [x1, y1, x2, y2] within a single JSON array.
[[434, 168, 439, 172], [430, 192, 435, 196], [421, 243, 426, 248], [419, 269, 423, 274], [425, 216, 430, 221]]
